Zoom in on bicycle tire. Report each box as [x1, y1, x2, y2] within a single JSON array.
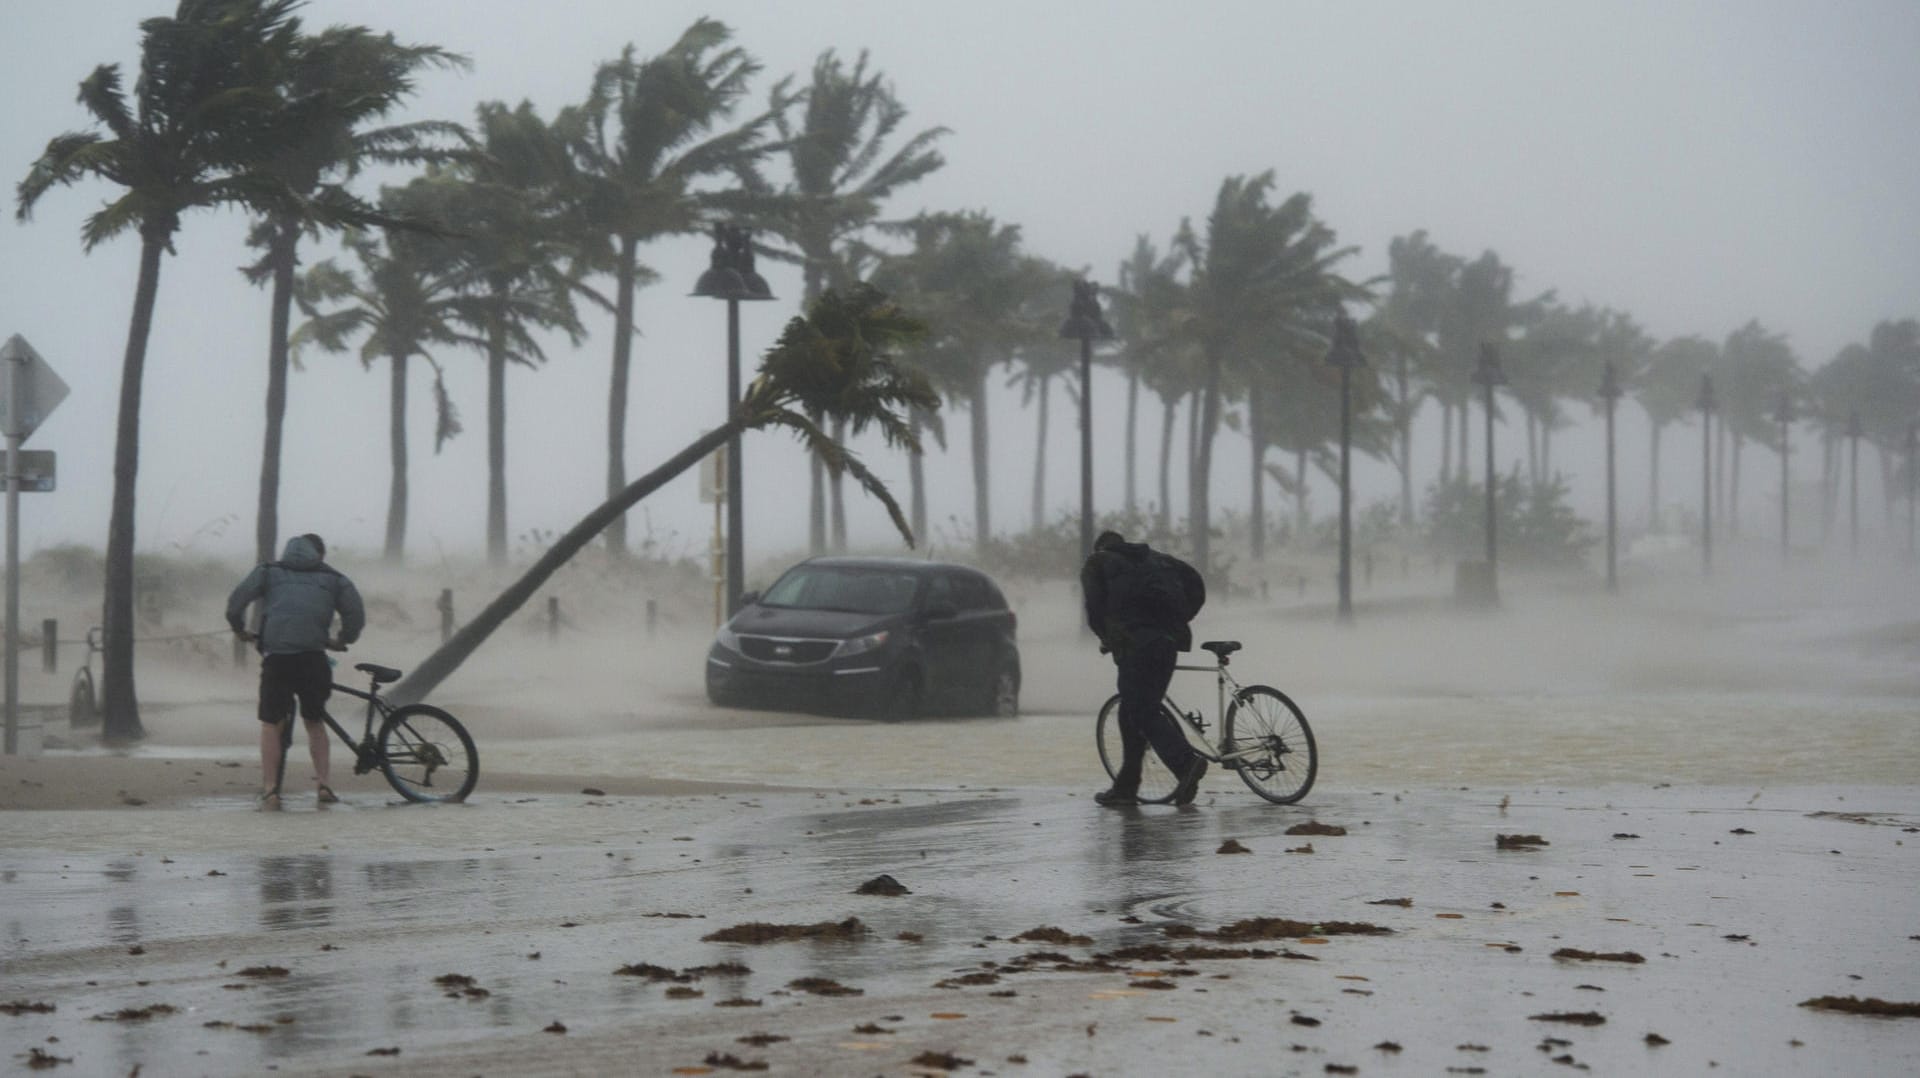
[[1094, 693, 1178, 804], [1222, 685, 1316, 804], [377, 704, 479, 803]]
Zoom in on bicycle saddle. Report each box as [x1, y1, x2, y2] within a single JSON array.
[[1200, 640, 1242, 662], [356, 663, 403, 684]]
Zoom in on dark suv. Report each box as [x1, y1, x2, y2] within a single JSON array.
[[705, 557, 1020, 718]]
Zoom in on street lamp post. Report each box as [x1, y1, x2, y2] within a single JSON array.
[[1908, 422, 1916, 562], [692, 224, 773, 617], [1598, 361, 1623, 593], [1697, 375, 1715, 577], [1773, 393, 1793, 564], [1472, 344, 1508, 601], [1326, 313, 1367, 621], [1059, 280, 1114, 563], [1847, 410, 1862, 559]]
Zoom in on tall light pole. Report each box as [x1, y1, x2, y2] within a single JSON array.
[[692, 224, 773, 617], [1473, 343, 1508, 599], [1060, 280, 1113, 563], [1598, 361, 1623, 593], [1908, 422, 1916, 562], [1773, 392, 1793, 564], [1847, 409, 1862, 559], [1697, 374, 1714, 577], [1326, 312, 1367, 621]]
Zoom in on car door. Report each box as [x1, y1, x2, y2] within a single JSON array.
[[949, 572, 1001, 697], [916, 572, 966, 704]]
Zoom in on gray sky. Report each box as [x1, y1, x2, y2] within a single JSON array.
[[3, 0, 1916, 568]]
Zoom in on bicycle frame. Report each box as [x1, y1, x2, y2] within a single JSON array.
[[1159, 659, 1263, 767], [271, 672, 390, 773]]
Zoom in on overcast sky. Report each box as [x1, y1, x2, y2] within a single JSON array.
[[2, 0, 1916, 572]]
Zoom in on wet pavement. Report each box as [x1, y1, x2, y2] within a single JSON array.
[[5, 781, 1918, 1075]]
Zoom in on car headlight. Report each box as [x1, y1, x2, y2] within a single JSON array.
[[837, 629, 889, 657], [714, 625, 743, 653]]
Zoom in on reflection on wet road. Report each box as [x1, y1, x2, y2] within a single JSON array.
[[4, 784, 1918, 1075]]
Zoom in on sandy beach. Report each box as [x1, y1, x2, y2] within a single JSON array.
[[3, 555, 1918, 1075]]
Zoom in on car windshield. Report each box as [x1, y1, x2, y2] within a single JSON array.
[[759, 567, 920, 615]]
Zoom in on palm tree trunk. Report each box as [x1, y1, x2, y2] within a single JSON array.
[[1459, 397, 1470, 485], [1031, 375, 1050, 532], [830, 414, 849, 549], [970, 366, 991, 550], [605, 234, 638, 559], [486, 284, 509, 566], [1396, 352, 1413, 527], [255, 222, 298, 566], [393, 423, 736, 705], [384, 349, 409, 563], [808, 409, 827, 553], [1730, 434, 1744, 538], [1295, 446, 1309, 535], [1124, 371, 1139, 514], [907, 408, 927, 543], [1157, 397, 1175, 535], [1525, 410, 1538, 486], [100, 230, 170, 743], [1649, 421, 1663, 528], [1542, 423, 1553, 479], [1248, 379, 1265, 561], [1190, 355, 1222, 574], [1440, 401, 1454, 485], [1821, 431, 1836, 541]]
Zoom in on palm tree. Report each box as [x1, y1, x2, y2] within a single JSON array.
[[748, 49, 948, 551], [1174, 173, 1360, 577], [15, 0, 313, 742], [1007, 270, 1076, 532], [432, 102, 586, 564], [1714, 320, 1801, 536], [389, 284, 933, 704], [1108, 236, 1190, 519], [873, 211, 1043, 551], [1637, 336, 1716, 529], [1434, 250, 1524, 484], [290, 186, 474, 561], [555, 20, 770, 558], [1370, 231, 1456, 526], [243, 23, 466, 565]]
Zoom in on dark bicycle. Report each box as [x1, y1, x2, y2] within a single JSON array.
[[256, 641, 478, 804], [69, 626, 103, 728]]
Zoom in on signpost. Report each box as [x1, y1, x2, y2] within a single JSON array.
[[2, 334, 68, 755]]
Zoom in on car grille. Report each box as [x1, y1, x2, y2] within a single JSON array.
[[737, 636, 839, 664]]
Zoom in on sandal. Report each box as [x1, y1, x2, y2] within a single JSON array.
[[316, 784, 339, 805], [256, 791, 282, 812]]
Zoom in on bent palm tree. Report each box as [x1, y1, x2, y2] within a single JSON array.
[[15, 0, 310, 743], [389, 284, 933, 704]]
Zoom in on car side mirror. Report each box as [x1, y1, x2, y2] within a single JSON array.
[[924, 601, 958, 621], [736, 590, 760, 608]]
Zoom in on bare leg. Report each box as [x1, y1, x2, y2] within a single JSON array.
[[258, 723, 285, 805], [305, 719, 331, 790]]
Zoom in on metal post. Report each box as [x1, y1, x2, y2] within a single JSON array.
[[1483, 378, 1497, 573], [1779, 409, 1790, 564], [1605, 389, 1617, 593], [4, 352, 20, 754], [1699, 376, 1713, 577], [1908, 424, 1916, 562], [42, 618, 56, 674], [725, 298, 744, 617], [1848, 411, 1861, 559], [1338, 358, 1354, 621], [1078, 334, 1094, 563]]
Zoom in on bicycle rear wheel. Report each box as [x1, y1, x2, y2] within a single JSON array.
[[1094, 694, 1178, 804], [378, 705, 478, 803], [1222, 685, 1316, 804]]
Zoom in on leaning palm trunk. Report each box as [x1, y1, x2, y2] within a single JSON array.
[[1189, 355, 1222, 576], [1396, 353, 1413, 527], [808, 409, 827, 553], [1124, 371, 1139, 514], [1649, 423, 1663, 528], [907, 408, 927, 543], [830, 415, 849, 549], [1030, 375, 1050, 532], [393, 425, 734, 705], [255, 222, 298, 565], [1157, 398, 1175, 535], [1440, 401, 1453, 486], [605, 235, 639, 559], [384, 349, 409, 562], [1248, 379, 1265, 561], [99, 230, 169, 743]]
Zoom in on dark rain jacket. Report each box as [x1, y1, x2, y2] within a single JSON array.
[[1081, 538, 1195, 655], [225, 535, 365, 656]]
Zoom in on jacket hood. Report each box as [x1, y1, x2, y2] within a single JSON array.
[[278, 534, 324, 569], [1101, 538, 1153, 561]]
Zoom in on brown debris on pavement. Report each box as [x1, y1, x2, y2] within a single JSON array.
[[1551, 948, 1645, 964], [1011, 926, 1093, 946], [1285, 821, 1347, 836], [1216, 839, 1251, 854], [2, 1001, 56, 1015], [1496, 833, 1549, 849], [855, 874, 911, 895], [1166, 918, 1391, 941], [1531, 1011, 1606, 1025], [1798, 996, 1920, 1017], [702, 1051, 768, 1071], [91, 1004, 177, 1022], [703, 918, 867, 944], [911, 1050, 974, 1070], [787, 977, 862, 997]]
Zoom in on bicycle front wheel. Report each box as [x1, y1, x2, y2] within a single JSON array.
[[1094, 694, 1178, 804], [378, 705, 479, 803], [1222, 685, 1316, 804]]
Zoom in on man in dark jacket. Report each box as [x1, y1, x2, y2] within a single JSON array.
[[1081, 530, 1207, 806], [226, 533, 365, 809]]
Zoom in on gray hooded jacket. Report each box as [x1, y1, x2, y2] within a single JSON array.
[[225, 535, 365, 656]]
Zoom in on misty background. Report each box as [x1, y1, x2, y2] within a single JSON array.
[[4, 0, 1917, 573]]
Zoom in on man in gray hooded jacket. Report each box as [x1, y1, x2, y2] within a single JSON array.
[[226, 534, 365, 808]]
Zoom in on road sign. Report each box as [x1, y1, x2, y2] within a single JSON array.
[[1, 450, 54, 492], [0, 334, 70, 442]]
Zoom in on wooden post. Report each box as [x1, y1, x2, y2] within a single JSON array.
[[547, 596, 560, 642], [41, 619, 56, 673]]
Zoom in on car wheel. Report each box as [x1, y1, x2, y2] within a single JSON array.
[[983, 656, 1019, 717]]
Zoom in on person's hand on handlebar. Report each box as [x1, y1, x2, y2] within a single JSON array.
[[326, 638, 348, 652], [233, 629, 257, 644]]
